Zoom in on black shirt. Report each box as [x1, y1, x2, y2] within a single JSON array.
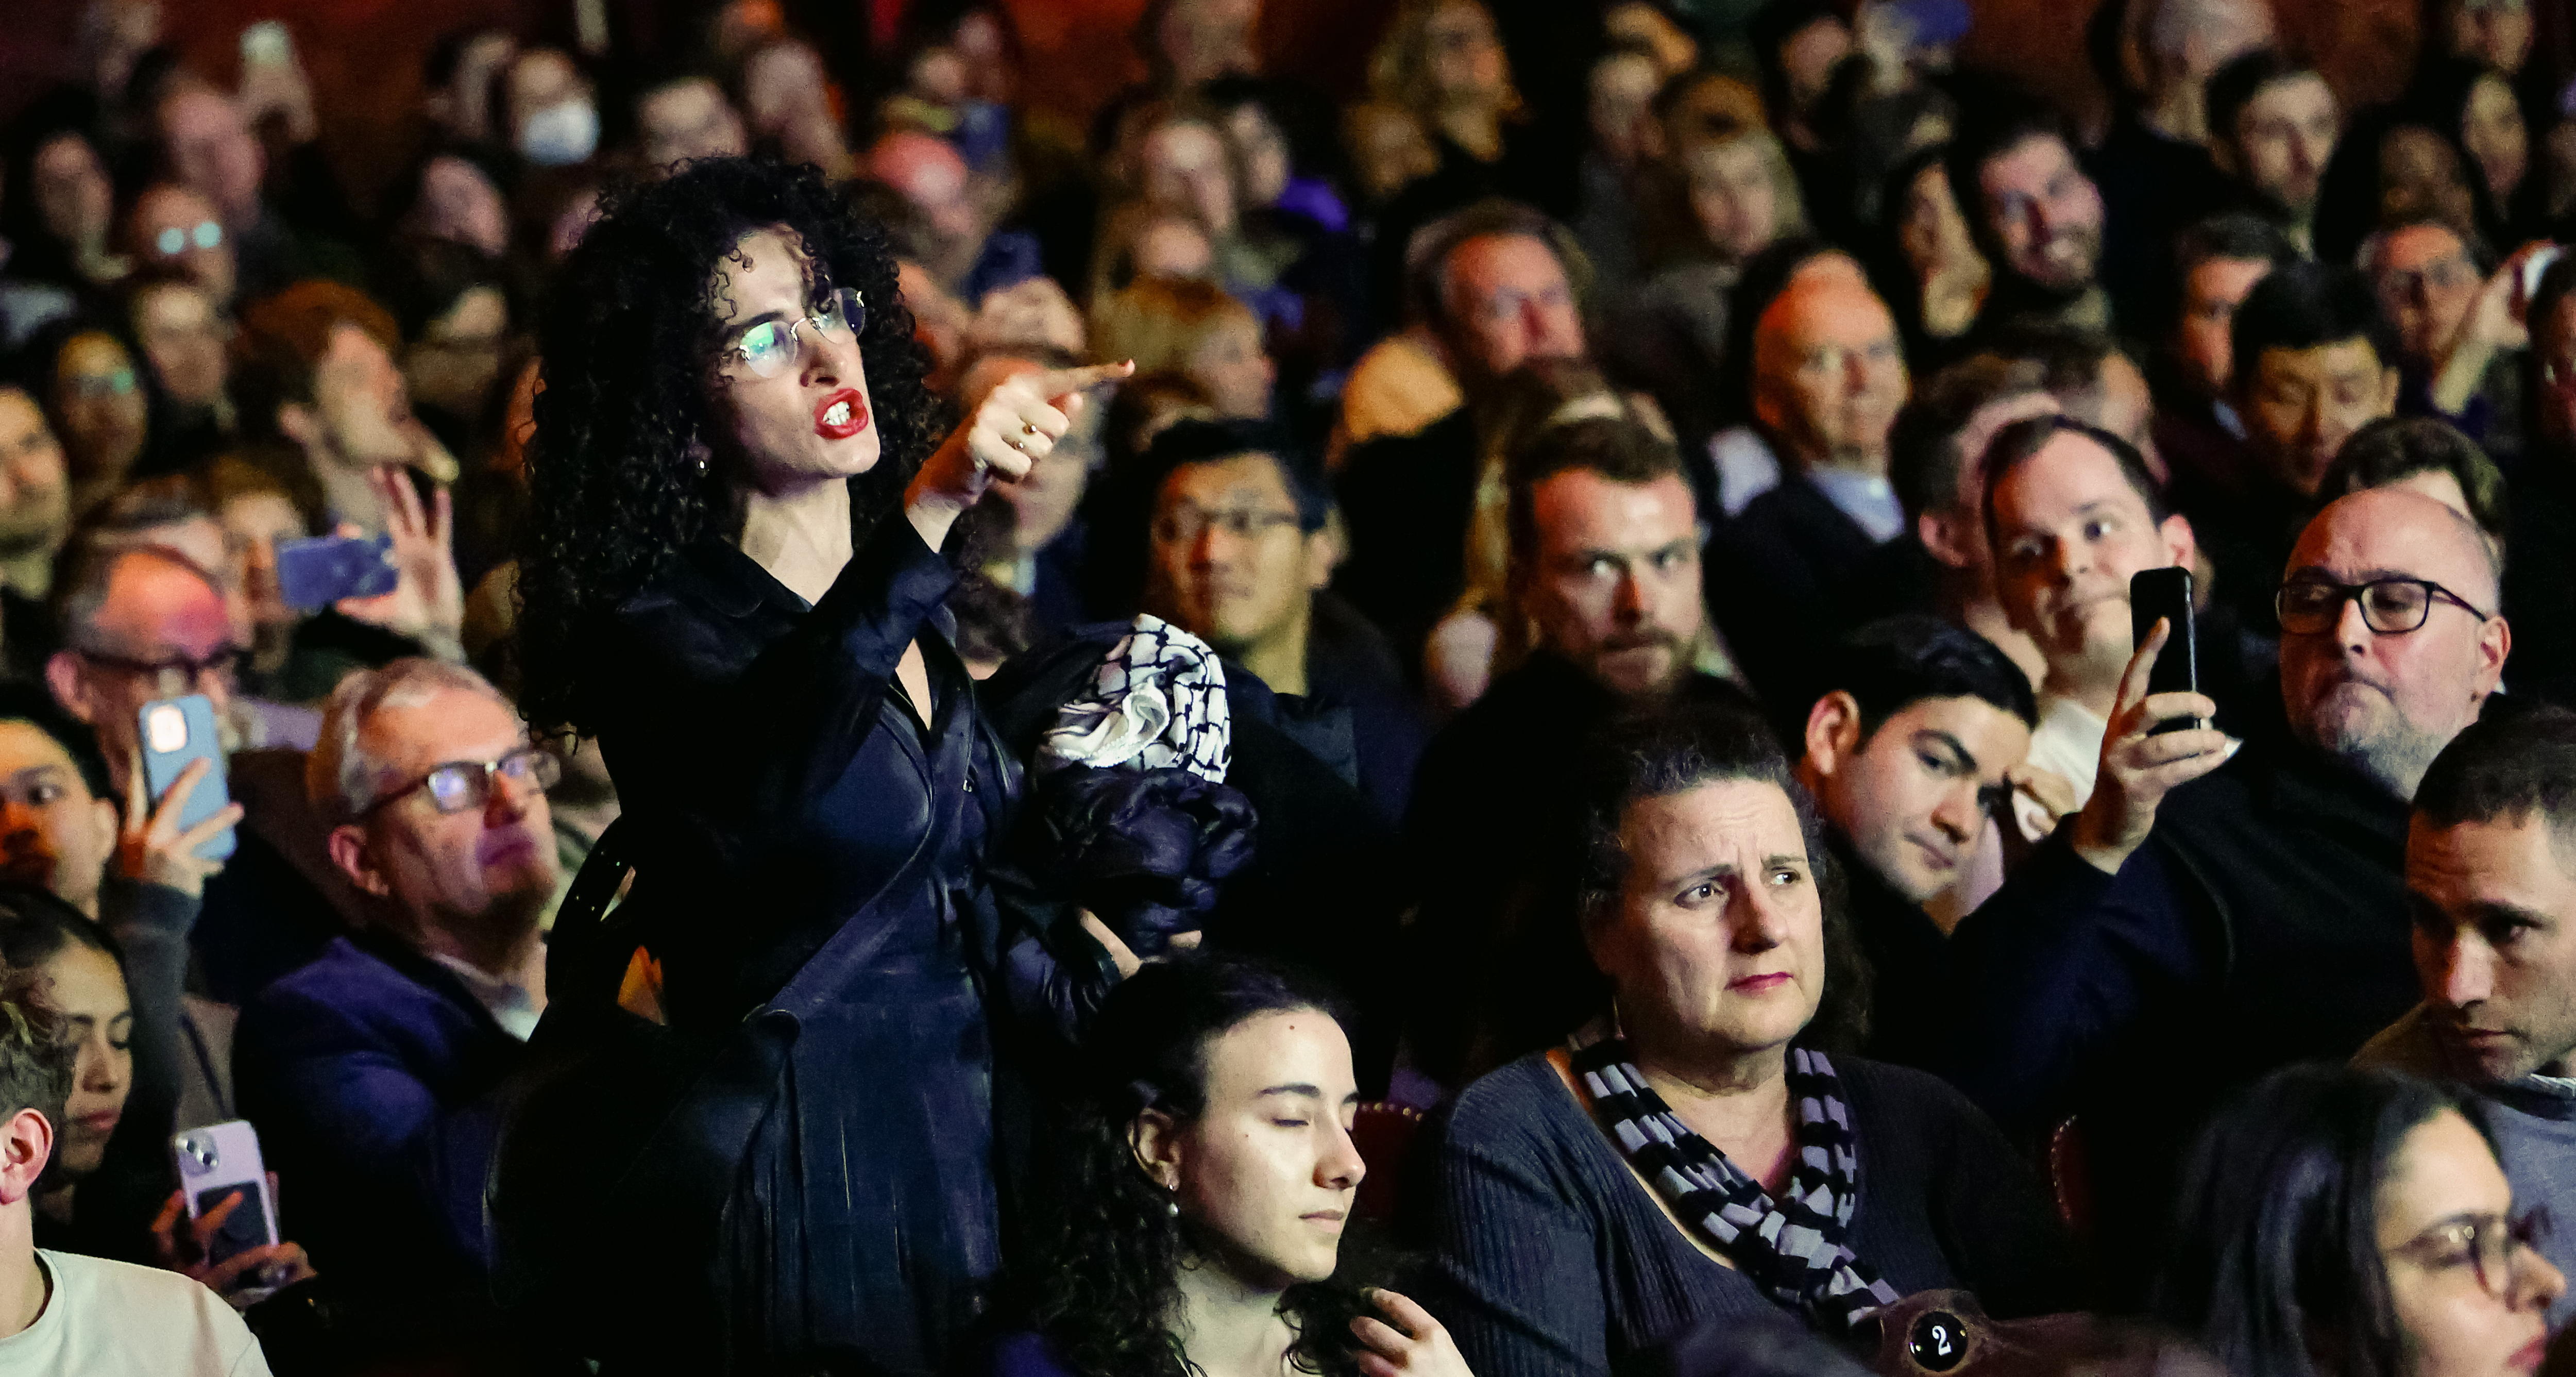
[[1406, 654, 1755, 1085], [1946, 723, 2419, 1296]]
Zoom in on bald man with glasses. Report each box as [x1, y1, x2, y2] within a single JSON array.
[[1945, 485, 2511, 1299]]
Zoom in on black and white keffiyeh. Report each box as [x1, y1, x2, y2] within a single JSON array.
[[1569, 1025, 1901, 1331], [1035, 615, 1230, 781]]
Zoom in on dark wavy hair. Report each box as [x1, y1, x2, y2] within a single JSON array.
[[1014, 953, 1373, 1377], [516, 156, 944, 734]]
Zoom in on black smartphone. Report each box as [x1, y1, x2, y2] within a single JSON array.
[[2129, 567, 2200, 735]]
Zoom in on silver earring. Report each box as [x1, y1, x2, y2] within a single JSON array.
[[1167, 1198, 1180, 1218]]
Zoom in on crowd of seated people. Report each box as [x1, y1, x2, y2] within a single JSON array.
[[0, 0, 2574, 1372]]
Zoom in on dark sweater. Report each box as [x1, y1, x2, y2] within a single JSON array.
[[1425, 1053, 2081, 1377]]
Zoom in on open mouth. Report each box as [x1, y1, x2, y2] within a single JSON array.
[[814, 388, 869, 440]]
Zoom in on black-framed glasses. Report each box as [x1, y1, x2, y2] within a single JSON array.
[[65, 367, 139, 399], [2276, 576, 2492, 636], [2385, 1208, 2553, 1300], [361, 746, 561, 819], [718, 287, 865, 380], [1152, 503, 1303, 544], [74, 645, 247, 696]]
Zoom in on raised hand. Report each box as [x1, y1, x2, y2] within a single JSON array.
[[909, 360, 1133, 549], [336, 466, 465, 660], [2068, 619, 2238, 875], [2435, 241, 2558, 412], [118, 750, 242, 898], [150, 1182, 318, 1298], [1352, 1288, 1477, 1377]]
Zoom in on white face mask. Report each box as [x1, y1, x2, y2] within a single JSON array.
[[520, 98, 599, 167]]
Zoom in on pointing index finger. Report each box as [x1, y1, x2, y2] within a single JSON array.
[[1033, 359, 1136, 404]]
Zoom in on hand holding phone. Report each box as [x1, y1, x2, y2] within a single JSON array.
[[173, 1122, 279, 1270], [139, 696, 235, 862], [2067, 617, 2236, 875], [277, 533, 396, 611]]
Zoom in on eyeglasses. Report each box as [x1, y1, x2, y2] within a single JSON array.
[[152, 221, 224, 257], [718, 287, 865, 380], [2386, 1209, 2552, 1300], [1153, 503, 1303, 544], [74, 645, 246, 696], [65, 368, 138, 400], [2276, 576, 2492, 636], [2378, 256, 2479, 306], [361, 746, 561, 819]]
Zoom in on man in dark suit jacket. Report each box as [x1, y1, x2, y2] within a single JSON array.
[[234, 658, 561, 1344], [1708, 272, 1910, 720]]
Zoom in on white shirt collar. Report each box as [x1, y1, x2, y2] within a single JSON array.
[[428, 953, 540, 1041]]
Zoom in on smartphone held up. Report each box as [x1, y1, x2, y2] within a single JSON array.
[[140, 695, 236, 861], [172, 1120, 281, 1270], [2129, 568, 2205, 735]]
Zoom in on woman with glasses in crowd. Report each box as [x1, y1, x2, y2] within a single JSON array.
[[512, 154, 1128, 1375], [23, 315, 170, 514], [2157, 1064, 2563, 1377]]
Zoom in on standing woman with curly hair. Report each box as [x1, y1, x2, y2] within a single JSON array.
[[997, 953, 1473, 1377], [510, 155, 1129, 1374]]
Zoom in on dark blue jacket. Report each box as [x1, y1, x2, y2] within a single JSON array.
[[232, 933, 522, 1298], [1943, 732, 2418, 1299]]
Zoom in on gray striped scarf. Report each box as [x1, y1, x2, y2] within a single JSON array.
[[1569, 1027, 1901, 1331]]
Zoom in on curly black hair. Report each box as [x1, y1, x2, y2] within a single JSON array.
[[516, 156, 945, 734], [1012, 954, 1377, 1377]]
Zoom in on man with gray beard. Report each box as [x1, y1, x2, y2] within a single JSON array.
[[1946, 484, 2510, 1297]]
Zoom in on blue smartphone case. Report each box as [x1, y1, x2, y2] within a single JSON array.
[[139, 695, 235, 861]]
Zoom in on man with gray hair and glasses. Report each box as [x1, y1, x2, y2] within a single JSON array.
[[1947, 480, 2509, 1297], [232, 657, 559, 1353]]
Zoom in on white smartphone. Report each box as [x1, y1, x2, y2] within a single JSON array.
[[173, 1120, 280, 1268], [240, 20, 292, 68], [2522, 244, 2564, 301]]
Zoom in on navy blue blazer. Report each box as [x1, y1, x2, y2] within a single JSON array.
[[233, 933, 522, 1298]]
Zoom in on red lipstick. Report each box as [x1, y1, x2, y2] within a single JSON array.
[[815, 388, 869, 440]]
